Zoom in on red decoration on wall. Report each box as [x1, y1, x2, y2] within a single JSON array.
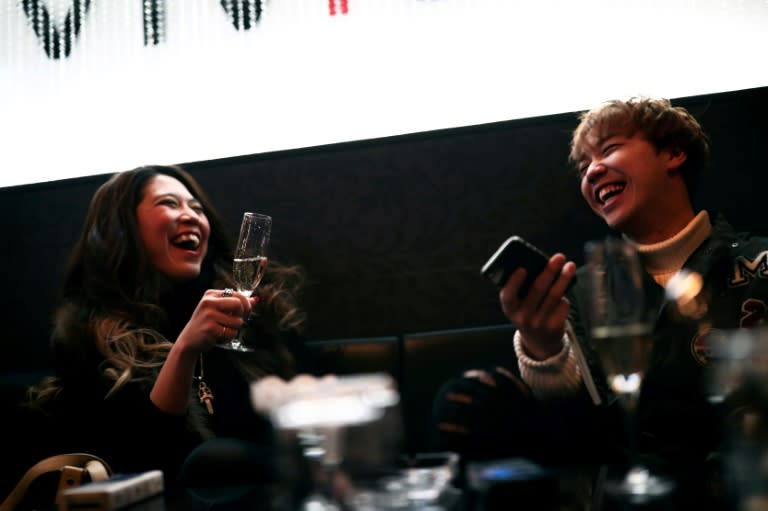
[[329, 0, 349, 16]]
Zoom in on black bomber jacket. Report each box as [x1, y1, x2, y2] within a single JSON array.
[[568, 213, 768, 467]]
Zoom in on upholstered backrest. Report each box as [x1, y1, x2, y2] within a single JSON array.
[[306, 336, 402, 383]]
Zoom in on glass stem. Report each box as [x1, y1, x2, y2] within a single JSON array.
[[625, 395, 640, 468]]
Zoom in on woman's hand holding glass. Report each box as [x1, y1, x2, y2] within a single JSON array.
[[176, 289, 256, 353]]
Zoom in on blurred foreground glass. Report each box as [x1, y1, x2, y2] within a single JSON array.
[[252, 373, 404, 510], [349, 451, 460, 510], [709, 327, 768, 509], [584, 237, 674, 502]]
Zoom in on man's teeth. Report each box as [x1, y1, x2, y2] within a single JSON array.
[[598, 184, 625, 204]]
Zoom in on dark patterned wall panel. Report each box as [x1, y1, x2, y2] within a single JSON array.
[[185, 114, 605, 340], [1, 86, 766, 371]]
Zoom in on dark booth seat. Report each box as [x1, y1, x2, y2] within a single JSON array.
[[305, 335, 402, 382], [305, 325, 518, 455], [0, 370, 53, 409], [400, 324, 517, 455], [1, 327, 519, 456]]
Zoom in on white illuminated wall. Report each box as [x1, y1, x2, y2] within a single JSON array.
[[1, 0, 767, 189]]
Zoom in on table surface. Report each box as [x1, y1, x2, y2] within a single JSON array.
[[123, 460, 738, 511]]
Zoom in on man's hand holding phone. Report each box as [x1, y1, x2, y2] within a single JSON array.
[[481, 236, 576, 360], [500, 252, 577, 361], [481, 236, 601, 405]]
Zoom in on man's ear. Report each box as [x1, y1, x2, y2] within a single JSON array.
[[667, 148, 687, 172]]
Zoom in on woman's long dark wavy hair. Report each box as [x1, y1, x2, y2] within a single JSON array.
[[32, 165, 305, 400]]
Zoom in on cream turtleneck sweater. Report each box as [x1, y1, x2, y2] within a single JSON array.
[[514, 211, 713, 398], [633, 211, 712, 288]]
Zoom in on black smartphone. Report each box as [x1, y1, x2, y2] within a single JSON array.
[[480, 236, 551, 297]]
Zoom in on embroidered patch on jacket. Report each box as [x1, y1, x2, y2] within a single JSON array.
[[739, 298, 767, 328], [691, 327, 728, 366], [729, 252, 768, 287]]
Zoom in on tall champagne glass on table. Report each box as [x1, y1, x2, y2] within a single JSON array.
[[219, 212, 271, 352], [584, 237, 674, 502]]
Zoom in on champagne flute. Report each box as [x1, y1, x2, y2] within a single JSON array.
[[219, 212, 271, 352], [584, 237, 674, 502]]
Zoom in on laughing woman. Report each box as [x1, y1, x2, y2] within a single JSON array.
[[13, 165, 308, 489]]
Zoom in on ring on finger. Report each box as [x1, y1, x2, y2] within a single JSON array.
[[222, 288, 234, 297]]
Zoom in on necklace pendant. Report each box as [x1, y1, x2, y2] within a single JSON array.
[[198, 380, 215, 414]]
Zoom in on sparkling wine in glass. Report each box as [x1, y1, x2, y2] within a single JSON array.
[[220, 212, 271, 351], [585, 237, 674, 502]]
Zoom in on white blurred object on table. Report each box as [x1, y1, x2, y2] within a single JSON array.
[[251, 373, 403, 510]]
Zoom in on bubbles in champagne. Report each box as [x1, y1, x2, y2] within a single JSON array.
[[233, 256, 268, 296]]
